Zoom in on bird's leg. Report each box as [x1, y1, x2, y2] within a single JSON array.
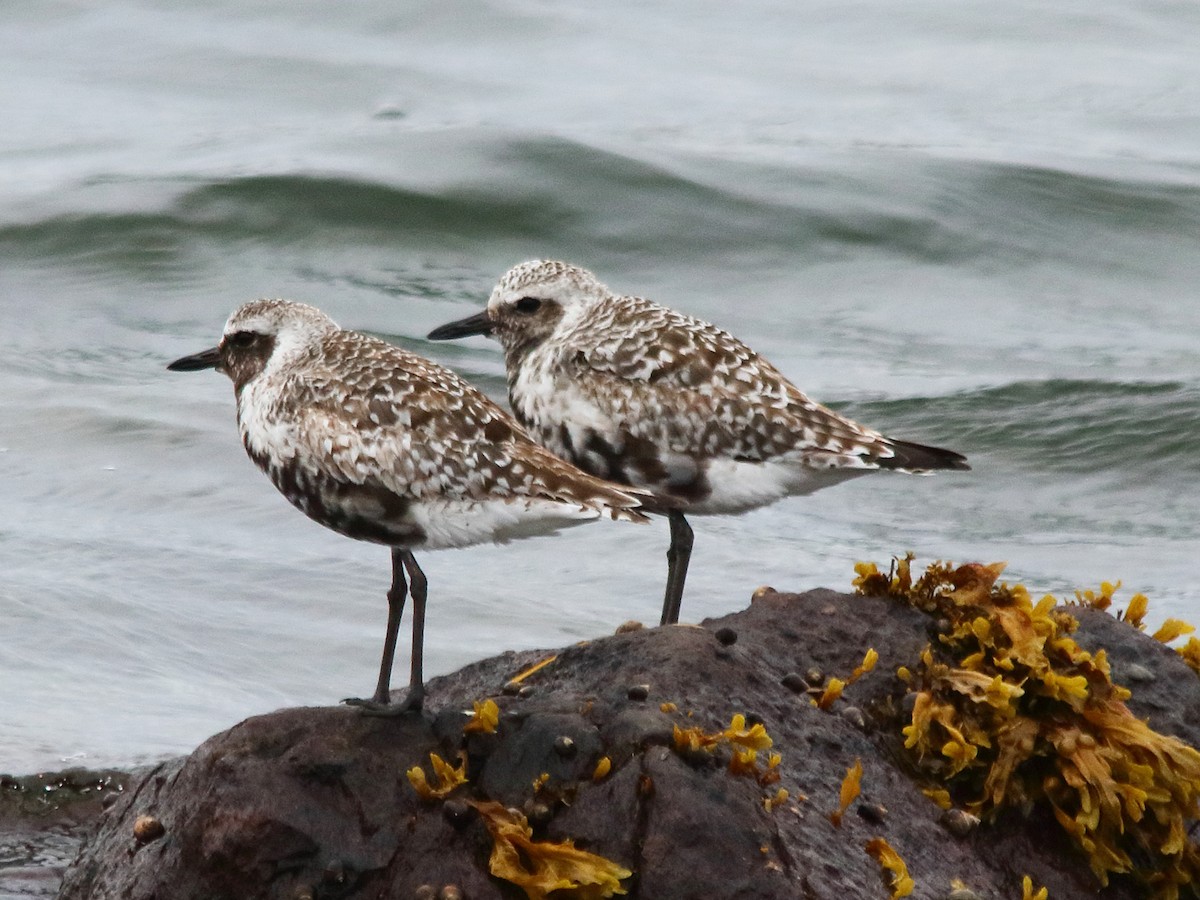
[[344, 548, 409, 712], [660, 510, 693, 626], [398, 550, 427, 712]]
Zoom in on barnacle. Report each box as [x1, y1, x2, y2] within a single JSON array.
[[470, 800, 631, 899], [463, 698, 500, 735], [406, 752, 468, 800], [856, 556, 1200, 897], [864, 837, 914, 898]]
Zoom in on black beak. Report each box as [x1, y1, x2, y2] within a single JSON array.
[[167, 346, 222, 372], [427, 310, 496, 341]]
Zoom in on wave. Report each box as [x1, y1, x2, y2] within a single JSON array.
[[839, 379, 1200, 477], [5, 137, 1199, 273]]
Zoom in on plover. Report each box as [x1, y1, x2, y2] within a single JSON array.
[[167, 298, 652, 713], [428, 260, 969, 626]]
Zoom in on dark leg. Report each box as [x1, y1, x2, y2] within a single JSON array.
[[660, 510, 693, 626], [398, 550, 427, 712], [344, 548, 409, 711]]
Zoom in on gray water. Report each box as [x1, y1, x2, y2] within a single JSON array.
[[2, 1, 1199, 775]]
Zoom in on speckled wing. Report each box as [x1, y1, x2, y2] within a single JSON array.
[[290, 331, 649, 519], [560, 295, 896, 466]]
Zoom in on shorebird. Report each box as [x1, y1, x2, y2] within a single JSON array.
[[167, 298, 652, 713], [428, 260, 969, 627]]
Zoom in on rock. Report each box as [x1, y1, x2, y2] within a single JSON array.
[[48, 589, 1195, 899], [0, 768, 130, 899]]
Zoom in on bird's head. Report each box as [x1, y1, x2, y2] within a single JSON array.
[[167, 298, 338, 391], [427, 260, 610, 357]]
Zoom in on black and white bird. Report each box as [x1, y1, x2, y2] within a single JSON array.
[[428, 260, 969, 627], [167, 298, 652, 713]]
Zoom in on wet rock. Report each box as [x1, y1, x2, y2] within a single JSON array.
[[47, 589, 1188, 900]]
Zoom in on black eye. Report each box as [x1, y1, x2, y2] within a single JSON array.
[[514, 296, 541, 314], [226, 330, 257, 348]]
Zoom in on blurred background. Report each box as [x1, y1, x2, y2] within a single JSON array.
[[2, 0, 1198, 774]]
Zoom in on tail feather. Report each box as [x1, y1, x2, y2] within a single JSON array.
[[879, 439, 970, 472]]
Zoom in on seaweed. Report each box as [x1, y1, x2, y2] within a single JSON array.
[[865, 836, 914, 898], [831, 758, 863, 827], [854, 555, 1200, 898], [469, 800, 632, 899]]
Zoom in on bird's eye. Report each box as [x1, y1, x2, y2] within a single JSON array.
[[226, 330, 257, 348], [514, 297, 541, 314]]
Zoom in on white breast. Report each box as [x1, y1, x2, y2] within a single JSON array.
[[409, 496, 602, 550]]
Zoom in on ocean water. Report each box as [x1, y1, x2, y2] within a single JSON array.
[[2, 0, 1199, 775]]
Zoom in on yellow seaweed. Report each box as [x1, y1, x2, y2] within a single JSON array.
[[406, 752, 468, 800], [463, 698, 500, 735], [470, 800, 631, 900], [865, 837, 914, 899], [831, 758, 863, 827], [856, 555, 1200, 897], [1152, 619, 1196, 644], [508, 654, 559, 685]]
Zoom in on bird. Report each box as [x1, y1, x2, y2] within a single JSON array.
[[167, 297, 653, 713], [427, 260, 969, 627]]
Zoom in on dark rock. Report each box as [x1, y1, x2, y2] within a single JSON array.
[[0, 768, 132, 899], [45, 590, 1196, 899]]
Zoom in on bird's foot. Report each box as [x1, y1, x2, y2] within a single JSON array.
[[343, 690, 424, 717]]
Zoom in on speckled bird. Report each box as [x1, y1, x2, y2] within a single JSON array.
[[167, 298, 652, 713], [428, 260, 969, 626]]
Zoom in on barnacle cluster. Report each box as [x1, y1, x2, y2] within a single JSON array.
[[854, 555, 1200, 898]]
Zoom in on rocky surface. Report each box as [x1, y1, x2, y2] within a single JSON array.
[[0, 769, 128, 900], [26, 588, 1200, 899]]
